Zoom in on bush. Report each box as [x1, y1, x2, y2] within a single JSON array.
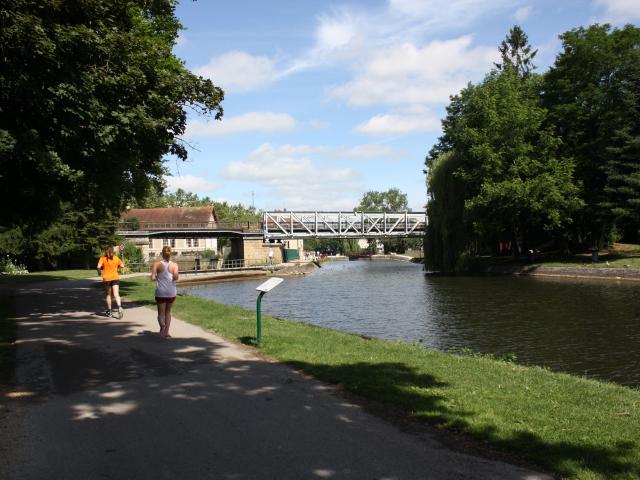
[[0, 256, 28, 275]]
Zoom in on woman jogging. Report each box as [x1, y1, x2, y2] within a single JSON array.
[[97, 246, 124, 318], [151, 246, 179, 338]]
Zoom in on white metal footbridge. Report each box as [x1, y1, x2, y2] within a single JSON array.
[[263, 211, 427, 239]]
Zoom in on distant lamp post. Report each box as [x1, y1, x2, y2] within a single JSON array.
[[255, 277, 283, 344]]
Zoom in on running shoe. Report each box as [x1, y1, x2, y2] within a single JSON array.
[[105, 310, 112, 317], [117, 307, 124, 319]]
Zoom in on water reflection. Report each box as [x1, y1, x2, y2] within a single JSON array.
[[181, 261, 640, 387]]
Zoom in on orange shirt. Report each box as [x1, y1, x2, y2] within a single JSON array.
[[97, 255, 123, 281]]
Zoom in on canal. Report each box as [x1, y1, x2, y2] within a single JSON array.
[[180, 260, 640, 387]]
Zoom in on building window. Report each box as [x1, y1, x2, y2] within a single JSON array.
[[186, 238, 192, 248], [148, 238, 153, 248], [162, 239, 168, 247], [193, 238, 199, 248]]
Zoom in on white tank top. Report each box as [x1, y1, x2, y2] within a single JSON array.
[[156, 260, 177, 297]]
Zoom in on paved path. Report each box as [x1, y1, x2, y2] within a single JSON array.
[[1, 279, 551, 480]]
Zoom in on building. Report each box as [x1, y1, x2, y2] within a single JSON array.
[[121, 207, 218, 259]]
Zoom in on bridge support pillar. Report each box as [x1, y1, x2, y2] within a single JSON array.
[[241, 238, 283, 264]]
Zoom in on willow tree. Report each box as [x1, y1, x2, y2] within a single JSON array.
[[0, 0, 224, 266], [425, 151, 468, 271]]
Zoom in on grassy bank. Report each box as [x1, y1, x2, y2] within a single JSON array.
[[473, 243, 640, 271], [0, 295, 16, 382], [0, 269, 95, 285], [121, 277, 640, 479]]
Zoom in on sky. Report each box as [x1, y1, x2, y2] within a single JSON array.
[[167, 0, 640, 212]]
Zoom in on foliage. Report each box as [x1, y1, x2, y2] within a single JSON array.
[[0, 256, 29, 275], [494, 25, 538, 77], [199, 249, 219, 260], [355, 188, 420, 254], [356, 188, 409, 212], [138, 187, 261, 222], [542, 24, 640, 245], [341, 239, 361, 255], [122, 241, 144, 266], [425, 151, 469, 271], [0, 1, 223, 266], [213, 201, 261, 222], [304, 238, 344, 255], [425, 68, 582, 268]]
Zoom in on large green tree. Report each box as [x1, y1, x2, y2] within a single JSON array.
[[356, 188, 409, 212], [0, 0, 223, 266], [425, 69, 582, 268], [542, 24, 640, 244], [355, 188, 420, 253]]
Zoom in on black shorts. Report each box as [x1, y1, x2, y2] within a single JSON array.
[[155, 296, 176, 304], [103, 280, 120, 287]]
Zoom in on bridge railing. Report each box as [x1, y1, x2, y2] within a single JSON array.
[[123, 259, 268, 274]]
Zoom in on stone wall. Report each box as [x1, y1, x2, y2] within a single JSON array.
[[242, 238, 283, 263]]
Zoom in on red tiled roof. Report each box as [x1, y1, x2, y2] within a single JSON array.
[[122, 207, 216, 224]]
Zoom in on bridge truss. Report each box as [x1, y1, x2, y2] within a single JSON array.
[[263, 211, 427, 239]]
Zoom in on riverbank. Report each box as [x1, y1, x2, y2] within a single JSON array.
[[479, 264, 640, 282], [176, 261, 318, 285], [120, 276, 640, 480]]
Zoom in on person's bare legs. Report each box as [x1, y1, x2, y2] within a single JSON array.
[[156, 302, 167, 334], [104, 284, 112, 313], [112, 284, 122, 310], [162, 301, 174, 338]]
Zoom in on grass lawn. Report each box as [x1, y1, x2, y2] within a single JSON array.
[[475, 243, 640, 271], [0, 295, 16, 382], [0, 269, 96, 285], [538, 244, 640, 269], [122, 277, 640, 480]]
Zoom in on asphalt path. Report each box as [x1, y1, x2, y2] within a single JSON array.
[[0, 279, 551, 480]]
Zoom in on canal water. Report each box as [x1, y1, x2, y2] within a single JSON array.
[[180, 260, 640, 387]]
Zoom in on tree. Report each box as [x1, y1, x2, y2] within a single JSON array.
[[602, 47, 640, 241], [137, 187, 261, 222], [425, 151, 468, 271], [425, 69, 582, 266], [543, 24, 640, 245], [495, 25, 538, 77], [0, 1, 224, 264], [356, 188, 409, 212], [355, 188, 416, 253]]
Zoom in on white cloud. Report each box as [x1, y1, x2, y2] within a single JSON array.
[[331, 36, 496, 107], [594, 0, 640, 22], [165, 175, 221, 193], [355, 113, 441, 136], [248, 143, 405, 160], [514, 6, 532, 22], [194, 51, 276, 91], [186, 112, 296, 137], [338, 144, 405, 159], [223, 143, 363, 210], [388, 0, 515, 28], [283, 0, 512, 76]]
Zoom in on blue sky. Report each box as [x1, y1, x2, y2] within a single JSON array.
[[167, 0, 639, 212]]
